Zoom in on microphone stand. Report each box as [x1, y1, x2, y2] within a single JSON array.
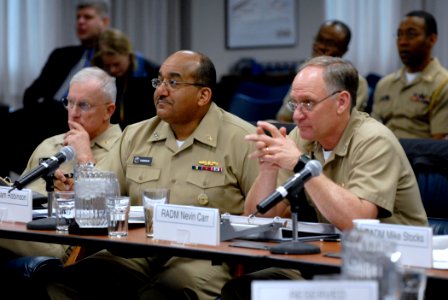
[[269, 187, 321, 254], [44, 172, 55, 217]]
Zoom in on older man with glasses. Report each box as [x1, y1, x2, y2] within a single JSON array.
[[0, 67, 122, 295], [220, 55, 428, 300], [276, 20, 369, 122], [23, 66, 122, 196]]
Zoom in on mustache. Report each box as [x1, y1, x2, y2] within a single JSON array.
[[155, 97, 172, 105]]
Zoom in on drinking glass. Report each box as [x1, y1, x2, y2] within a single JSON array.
[[142, 188, 170, 238], [54, 191, 75, 232], [107, 196, 130, 237]]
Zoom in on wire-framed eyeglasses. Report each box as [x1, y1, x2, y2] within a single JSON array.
[[287, 90, 342, 112], [62, 97, 108, 112], [151, 78, 206, 90]]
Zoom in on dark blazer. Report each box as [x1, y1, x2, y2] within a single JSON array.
[[23, 45, 87, 108]]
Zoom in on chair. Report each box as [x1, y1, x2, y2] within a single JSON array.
[[364, 73, 382, 114], [228, 82, 290, 122], [399, 139, 448, 235]]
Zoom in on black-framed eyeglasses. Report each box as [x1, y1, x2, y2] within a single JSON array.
[[61, 97, 108, 112], [287, 90, 342, 113], [151, 78, 206, 90]]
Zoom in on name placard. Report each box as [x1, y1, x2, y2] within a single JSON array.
[[356, 223, 433, 268], [0, 186, 33, 222], [251, 280, 378, 300], [153, 204, 220, 246]]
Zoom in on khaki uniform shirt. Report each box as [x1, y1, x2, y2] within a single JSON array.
[[21, 124, 122, 196], [105, 103, 259, 214], [0, 124, 122, 259], [276, 74, 369, 121], [372, 58, 448, 139], [281, 109, 428, 226]]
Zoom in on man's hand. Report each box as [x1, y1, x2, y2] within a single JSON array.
[[245, 121, 301, 171], [64, 121, 95, 163], [53, 169, 75, 191]]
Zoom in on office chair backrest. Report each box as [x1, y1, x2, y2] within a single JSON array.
[[228, 82, 290, 122], [400, 139, 448, 234]]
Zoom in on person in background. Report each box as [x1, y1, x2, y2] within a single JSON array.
[[93, 28, 159, 129], [372, 10, 448, 139], [276, 20, 369, 122], [22, 66, 121, 196], [24, 0, 110, 108], [4, 0, 111, 178], [221, 56, 428, 300], [0, 67, 121, 295], [47, 50, 260, 300]]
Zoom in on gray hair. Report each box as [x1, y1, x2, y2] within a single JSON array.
[[70, 67, 116, 103], [298, 56, 358, 110], [77, 0, 110, 18]]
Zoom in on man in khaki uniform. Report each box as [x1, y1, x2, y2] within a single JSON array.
[[0, 67, 121, 269], [276, 20, 369, 122], [222, 56, 428, 300], [372, 10, 448, 139], [47, 50, 259, 300]]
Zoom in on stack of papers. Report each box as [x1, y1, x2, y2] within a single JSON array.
[[433, 235, 448, 269], [129, 206, 144, 224]]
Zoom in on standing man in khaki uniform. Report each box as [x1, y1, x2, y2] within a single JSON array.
[[48, 50, 259, 300], [372, 10, 448, 139], [221, 56, 428, 300], [276, 20, 369, 122]]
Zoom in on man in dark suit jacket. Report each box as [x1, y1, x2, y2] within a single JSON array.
[[3, 1, 111, 176], [24, 0, 110, 107]]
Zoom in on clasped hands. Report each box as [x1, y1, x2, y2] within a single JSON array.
[[245, 121, 301, 171]]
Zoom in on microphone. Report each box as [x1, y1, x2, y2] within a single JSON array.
[[11, 146, 76, 190], [253, 160, 322, 215]]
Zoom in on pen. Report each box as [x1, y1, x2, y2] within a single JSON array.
[[319, 238, 341, 242]]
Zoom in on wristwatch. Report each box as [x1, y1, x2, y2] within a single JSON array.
[[293, 154, 311, 173]]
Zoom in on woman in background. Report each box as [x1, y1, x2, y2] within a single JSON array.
[[94, 28, 159, 129]]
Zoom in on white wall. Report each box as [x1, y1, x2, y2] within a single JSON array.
[[190, 0, 325, 80]]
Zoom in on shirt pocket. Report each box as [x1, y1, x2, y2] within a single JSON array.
[[186, 170, 225, 190], [126, 165, 161, 184]]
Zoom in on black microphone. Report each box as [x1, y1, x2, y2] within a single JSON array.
[[11, 146, 76, 190], [253, 160, 322, 215]]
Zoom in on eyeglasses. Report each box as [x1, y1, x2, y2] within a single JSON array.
[[287, 90, 341, 113], [62, 97, 108, 112], [151, 78, 206, 90]]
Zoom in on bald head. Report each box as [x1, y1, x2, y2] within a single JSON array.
[[312, 20, 351, 57]]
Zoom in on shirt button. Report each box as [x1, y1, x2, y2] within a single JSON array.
[[197, 193, 209, 206]]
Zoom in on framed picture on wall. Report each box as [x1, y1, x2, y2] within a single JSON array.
[[226, 0, 297, 49]]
